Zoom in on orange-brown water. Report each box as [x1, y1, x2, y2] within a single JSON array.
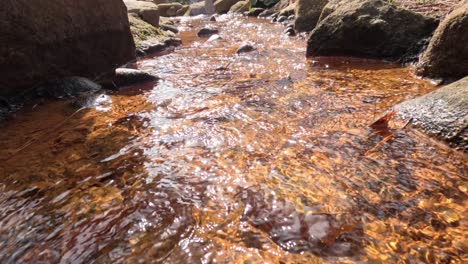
[[0, 15, 466, 263]]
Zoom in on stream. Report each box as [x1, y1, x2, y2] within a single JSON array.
[[0, 15, 466, 263]]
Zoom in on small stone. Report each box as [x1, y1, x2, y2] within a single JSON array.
[[236, 43, 256, 54], [207, 34, 222, 42], [284, 27, 296, 36], [197, 28, 219, 37], [277, 16, 287, 23], [210, 15, 216, 22], [288, 15, 295, 20]]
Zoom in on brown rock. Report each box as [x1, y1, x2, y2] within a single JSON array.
[[0, 0, 135, 97], [307, 0, 438, 61], [294, 0, 329, 32], [417, 2, 468, 80]]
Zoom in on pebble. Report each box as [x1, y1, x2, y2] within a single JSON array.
[[236, 43, 256, 54]]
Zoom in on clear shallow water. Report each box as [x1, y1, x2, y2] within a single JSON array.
[[0, 15, 466, 263]]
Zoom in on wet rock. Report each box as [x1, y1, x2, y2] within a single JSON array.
[[294, 0, 329, 32], [0, 0, 135, 97], [197, 28, 220, 37], [247, 8, 266, 17], [277, 15, 287, 22], [207, 34, 223, 42], [35, 77, 102, 99], [210, 15, 217, 22], [417, 2, 468, 80], [214, 0, 240, 14], [236, 43, 256, 54], [394, 76, 468, 151], [125, 0, 160, 27], [306, 0, 439, 61], [113, 68, 159, 87], [288, 14, 295, 20], [229, 0, 250, 13], [284, 27, 296, 36]]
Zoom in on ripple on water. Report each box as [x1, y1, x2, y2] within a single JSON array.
[[0, 14, 466, 264]]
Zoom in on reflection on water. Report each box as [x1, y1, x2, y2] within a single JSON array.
[[0, 15, 466, 263]]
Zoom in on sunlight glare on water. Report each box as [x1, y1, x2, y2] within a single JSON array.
[[0, 14, 466, 264]]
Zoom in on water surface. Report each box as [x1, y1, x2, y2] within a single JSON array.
[[0, 15, 466, 263]]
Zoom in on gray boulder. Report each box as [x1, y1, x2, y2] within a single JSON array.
[[417, 2, 468, 80], [394, 76, 468, 151], [306, 0, 438, 61], [294, 0, 329, 32]]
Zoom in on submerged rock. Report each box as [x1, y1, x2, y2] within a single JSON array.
[[236, 43, 256, 54], [0, 0, 135, 97], [239, 187, 362, 256], [306, 0, 438, 61], [394, 76, 468, 151], [35, 77, 102, 99], [197, 28, 220, 37], [417, 2, 468, 80], [294, 0, 329, 32]]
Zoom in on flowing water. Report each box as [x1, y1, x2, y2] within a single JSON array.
[[0, 15, 466, 263]]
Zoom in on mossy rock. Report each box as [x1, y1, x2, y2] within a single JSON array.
[[128, 13, 163, 47]]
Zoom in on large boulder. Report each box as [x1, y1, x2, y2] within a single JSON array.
[[394, 76, 468, 151], [124, 0, 160, 27], [417, 2, 468, 80], [215, 0, 240, 13], [185, 1, 208, 16], [157, 2, 184, 17], [294, 0, 328, 32], [229, 0, 250, 13], [0, 0, 135, 97], [306, 0, 438, 61], [317, 0, 340, 23], [128, 13, 180, 55]]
